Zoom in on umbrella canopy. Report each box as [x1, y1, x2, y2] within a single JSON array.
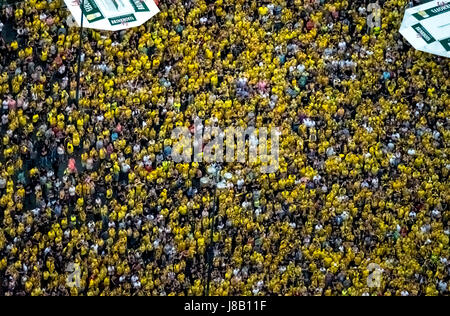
[[65, 0, 160, 31], [399, 1, 450, 58]]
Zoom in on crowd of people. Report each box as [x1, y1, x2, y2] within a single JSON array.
[[0, 0, 448, 296]]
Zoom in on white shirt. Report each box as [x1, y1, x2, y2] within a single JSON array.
[[121, 164, 130, 173]]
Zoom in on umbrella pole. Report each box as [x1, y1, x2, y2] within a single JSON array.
[[75, 0, 86, 109], [205, 169, 220, 296]]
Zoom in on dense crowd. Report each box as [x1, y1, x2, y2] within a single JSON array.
[[0, 0, 448, 296]]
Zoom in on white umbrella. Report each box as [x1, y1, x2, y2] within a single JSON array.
[[399, 1, 450, 58], [65, 0, 160, 31]]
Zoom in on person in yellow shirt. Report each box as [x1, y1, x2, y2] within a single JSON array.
[[41, 49, 48, 62]]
